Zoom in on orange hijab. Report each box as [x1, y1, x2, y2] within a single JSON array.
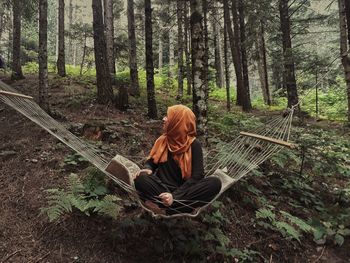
[[148, 105, 196, 180]]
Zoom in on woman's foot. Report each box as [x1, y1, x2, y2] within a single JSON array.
[[144, 200, 166, 215]]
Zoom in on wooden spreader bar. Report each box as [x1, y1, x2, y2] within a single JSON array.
[[240, 131, 296, 149], [0, 90, 33, 99]]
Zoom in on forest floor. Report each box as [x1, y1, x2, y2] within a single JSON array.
[[0, 74, 349, 263]]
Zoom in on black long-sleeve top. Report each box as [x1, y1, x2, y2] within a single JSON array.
[[144, 139, 204, 200]]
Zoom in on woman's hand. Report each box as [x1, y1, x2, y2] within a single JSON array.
[[159, 192, 173, 207], [136, 169, 152, 177]]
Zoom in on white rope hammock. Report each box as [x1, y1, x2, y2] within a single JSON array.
[[0, 79, 296, 218]]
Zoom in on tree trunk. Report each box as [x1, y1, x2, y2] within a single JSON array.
[[145, 0, 158, 118], [104, 0, 116, 80], [255, 20, 271, 105], [202, 0, 209, 103], [212, 1, 224, 88], [68, 0, 73, 64], [0, 11, 4, 53], [80, 30, 87, 76], [223, 0, 243, 107], [190, 0, 207, 137], [184, 1, 192, 96], [39, 0, 50, 112], [11, 0, 24, 80], [230, 0, 244, 106], [338, 0, 350, 123], [279, 0, 299, 108], [57, 0, 66, 77], [168, 40, 174, 76], [158, 27, 163, 72], [344, 0, 350, 47], [177, 0, 184, 99], [92, 0, 113, 104], [127, 0, 140, 96], [7, 10, 12, 65], [237, 0, 251, 111], [224, 22, 231, 111]]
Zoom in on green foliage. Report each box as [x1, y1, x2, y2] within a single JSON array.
[[41, 169, 121, 222], [256, 207, 314, 242], [63, 153, 88, 166]]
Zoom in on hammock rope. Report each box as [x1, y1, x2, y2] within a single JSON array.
[[0, 79, 295, 218]]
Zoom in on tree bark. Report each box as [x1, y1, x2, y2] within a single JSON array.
[[230, 0, 244, 106], [190, 0, 207, 137], [158, 26, 163, 72], [224, 22, 231, 111], [202, 0, 209, 103], [145, 0, 158, 118], [80, 30, 87, 76], [212, 1, 224, 88], [0, 11, 4, 52], [127, 0, 140, 96], [11, 0, 24, 80], [177, 0, 184, 99], [237, 0, 252, 111], [184, 1, 192, 96], [344, 0, 350, 47], [255, 20, 271, 105], [168, 2, 175, 79], [39, 0, 50, 112], [104, 0, 116, 80], [338, 0, 350, 123], [57, 0, 66, 77], [279, 0, 299, 108], [92, 0, 114, 104], [68, 0, 73, 64]]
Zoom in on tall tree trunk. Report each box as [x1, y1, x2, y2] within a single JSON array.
[[237, 0, 251, 111], [344, 0, 350, 47], [224, 22, 231, 111], [212, 1, 224, 88], [223, 0, 242, 106], [279, 0, 299, 108], [168, 11, 175, 78], [7, 10, 12, 65], [158, 27, 163, 72], [202, 0, 209, 103], [39, 0, 50, 112], [127, 0, 140, 96], [184, 1, 192, 96], [68, 0, 73, 64], [177, 0, 184, 99], [11, 0, 24, 80], [145, 0, 157, 118], [57, 0, 66, 77], [104, 0, 116, 80], [92, 0, 113, 104], [80, 30, 87, 76], [0, 11, 4, 53], [339, 0, 350, 123], [255, 20, 271, 105], [190, 0, 207, 137], [230, 0, 244, 106]]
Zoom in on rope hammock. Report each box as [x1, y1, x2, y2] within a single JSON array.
[[0, 79, 297, 218]]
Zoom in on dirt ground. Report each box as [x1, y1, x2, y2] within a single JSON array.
[[0, 76, 349, 263]]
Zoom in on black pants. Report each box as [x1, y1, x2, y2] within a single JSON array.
[[134, 175, 222, 215]]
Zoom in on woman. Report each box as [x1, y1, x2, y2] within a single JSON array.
[[134, 105, 221, 215]]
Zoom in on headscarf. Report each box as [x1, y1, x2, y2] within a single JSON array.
[[148, 105, 196, 179]]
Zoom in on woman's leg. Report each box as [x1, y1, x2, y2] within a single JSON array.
[[168, 177, 222, 215], [134, 174, 172, 214]]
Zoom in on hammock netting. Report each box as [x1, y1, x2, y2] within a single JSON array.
[[0, 79, 296, 218]]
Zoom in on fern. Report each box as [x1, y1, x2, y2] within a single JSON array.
[[256, 208, 276, 221], [41, 171, 122, 221], [92, 195, 122, 219], [275, 221, 301, 242], [280, 211, 314, 233]]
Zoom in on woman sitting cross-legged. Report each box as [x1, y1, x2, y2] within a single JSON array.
[[134, 105, 222, 215]]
